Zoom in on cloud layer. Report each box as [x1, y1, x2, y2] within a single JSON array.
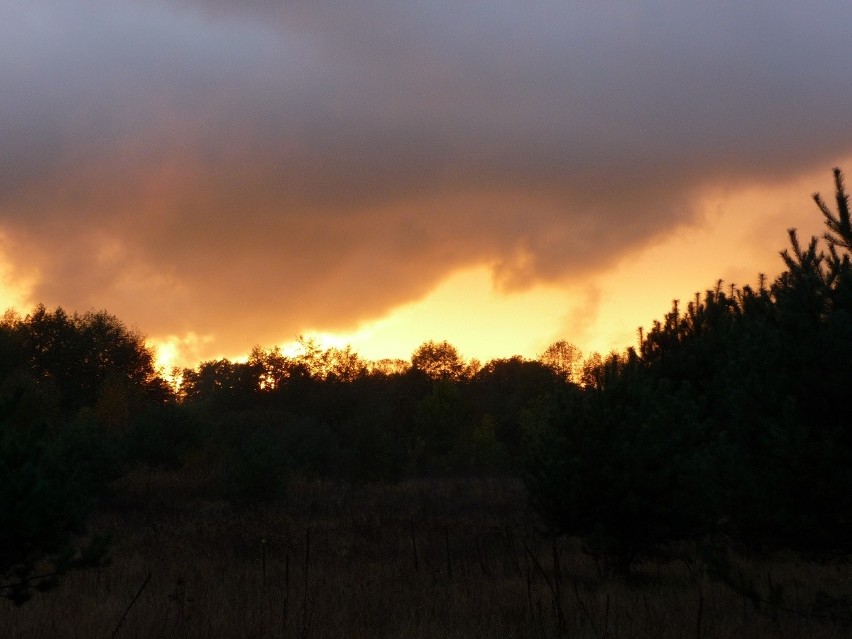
[[2, 1, 852, 355]]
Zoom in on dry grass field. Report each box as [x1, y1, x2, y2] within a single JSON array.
[[3, 472, 851, 638]]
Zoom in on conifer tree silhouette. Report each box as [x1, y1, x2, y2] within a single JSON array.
[[814, 167, 852, 252]]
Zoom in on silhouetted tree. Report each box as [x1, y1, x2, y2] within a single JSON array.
[[815, 167, 852, 252], [248, 345, 291, 391], [369, 358, 410, 376], [411, 340, 466, 381], [0, 306, 179, 600], [179, 358, 263, 410], [0, 306, 169, 416], [471, 357, 563, 464], [0, 375, 113, 604], [539, 339, 583, 383], [414, 380, 469, 471], [525, 168, 852, 570], [323, 346, 368, 382]]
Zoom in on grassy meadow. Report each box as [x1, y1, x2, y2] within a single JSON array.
[[3, 472, 851, 638]]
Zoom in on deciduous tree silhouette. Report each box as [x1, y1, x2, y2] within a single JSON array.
[[0, 306, 163, 603], [2, 305, 167, 415], [539, 339, 583, 383], [411, 340, 466, 381]]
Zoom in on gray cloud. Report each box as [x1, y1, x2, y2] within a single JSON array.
[[2, 1, 852, 355]]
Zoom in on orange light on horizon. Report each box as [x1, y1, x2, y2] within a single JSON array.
[[14, 162, 852, 375]]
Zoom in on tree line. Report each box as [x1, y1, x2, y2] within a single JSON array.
[[2, 169, 851, 600], [0, 307, 579, 600], [527, 168, 852, 572], [174, 338, 580, 485]]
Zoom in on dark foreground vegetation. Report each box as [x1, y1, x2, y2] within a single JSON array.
[[3, 169, 852, 636], [6, 475, 852, 638]]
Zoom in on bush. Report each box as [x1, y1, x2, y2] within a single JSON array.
[[0, 413, 113, 604], [219, 427, 289, 504], [124, 403, 200, 470]]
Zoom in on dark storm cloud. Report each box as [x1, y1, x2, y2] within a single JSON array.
[[2, 1, 852, 353]]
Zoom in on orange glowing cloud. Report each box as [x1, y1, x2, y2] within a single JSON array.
[[1, 3, 852, 368]]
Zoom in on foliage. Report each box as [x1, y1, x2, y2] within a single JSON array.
[[123, 403, 200, 470], [176, 336, 572, 482], [539, 339, 583, 383], [0, 394, 114, 604], [0, 306, 168, 415], [411, 340, 466, 381], [413, 380, 469, 471], [219, 426, 289, 504], [525, 168, 852, 571], [6, 168, 851, 597], [0, 307, 170, 604]]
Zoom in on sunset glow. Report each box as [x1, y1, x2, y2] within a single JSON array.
[[142, 163, 847, 371], [2, 3, 852, 371]]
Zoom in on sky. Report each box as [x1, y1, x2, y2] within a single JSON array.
[[2, 1, 852, 371]]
